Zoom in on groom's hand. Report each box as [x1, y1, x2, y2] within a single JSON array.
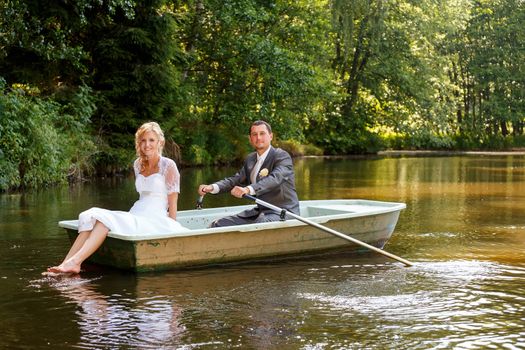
[[198, 184, 213, 196], [231, 186, 249, 198]]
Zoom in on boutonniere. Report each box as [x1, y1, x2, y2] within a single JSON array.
[[259, 168, 269, 177]]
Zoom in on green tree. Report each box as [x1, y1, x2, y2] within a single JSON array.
[[311, 0, 447, 152], [467, 0, 525, 138], [172, 0, 334, 163], [86, 1, 184, 155], [444, 0, 524, 146], [2, 0, 525, 191]]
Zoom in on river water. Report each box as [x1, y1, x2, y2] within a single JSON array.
[[1, 155, 524, 349]]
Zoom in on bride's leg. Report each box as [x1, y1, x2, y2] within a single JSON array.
[[47, 231, 90, 273], [48, 221, 109, 274], [62, 231, 90, 263]]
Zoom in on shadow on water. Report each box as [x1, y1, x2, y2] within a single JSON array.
[[1, 155, 525, 348]]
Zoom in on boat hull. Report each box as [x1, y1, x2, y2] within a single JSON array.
[[59, 200, 405, 272]]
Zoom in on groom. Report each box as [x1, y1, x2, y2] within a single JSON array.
[[198, 120, 300, 227]]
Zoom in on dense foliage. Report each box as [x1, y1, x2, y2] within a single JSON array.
[[0, 0, 524, 190], [0, 79, 96, 189]]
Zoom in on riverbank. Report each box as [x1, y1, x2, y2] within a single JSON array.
[[299, 149, 525, 160], [377, 149, 525, 157]]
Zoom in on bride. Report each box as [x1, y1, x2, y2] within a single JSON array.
[[46, 121, 189, 274]]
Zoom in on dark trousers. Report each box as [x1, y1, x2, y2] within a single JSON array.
[[210, 211, 283, 228]]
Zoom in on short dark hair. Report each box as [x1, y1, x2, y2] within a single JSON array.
[[250, 120, 272, 134]]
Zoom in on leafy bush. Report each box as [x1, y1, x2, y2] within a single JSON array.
[[274, 140, 324, 157], [0, 80, 96, 191], [382, 130, 455, 150], [451, 133, 522, 150], [509, 135, 525, 148]]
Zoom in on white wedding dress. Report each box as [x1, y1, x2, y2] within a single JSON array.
[[77, 157, 189, 235]]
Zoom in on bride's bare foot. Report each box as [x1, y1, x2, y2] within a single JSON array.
[[46, 259, 81, 274]]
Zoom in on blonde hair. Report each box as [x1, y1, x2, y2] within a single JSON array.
[[135, 122, 165, 172]]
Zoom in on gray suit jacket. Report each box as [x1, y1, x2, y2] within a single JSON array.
[[214, 147, 300, 217]]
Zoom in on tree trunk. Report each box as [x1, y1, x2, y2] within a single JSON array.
[[342, 14, 370, 117], [182, 0, 204, 80], [500, 121, 508, 136], [450, 61, 463, 130]]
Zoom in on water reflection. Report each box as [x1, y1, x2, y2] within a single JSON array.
[[42, 275, 187, 349]]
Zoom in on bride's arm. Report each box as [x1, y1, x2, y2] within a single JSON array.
[[168, 192, 178, 220], [164, 158, 181, 221]]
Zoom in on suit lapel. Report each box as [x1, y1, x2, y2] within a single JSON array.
[[247, 153, 258, 171]]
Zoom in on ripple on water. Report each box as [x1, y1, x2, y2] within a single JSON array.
[[297, 260, 525, 349]]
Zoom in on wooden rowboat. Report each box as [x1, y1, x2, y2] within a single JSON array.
[[58, 199, 406, 272]]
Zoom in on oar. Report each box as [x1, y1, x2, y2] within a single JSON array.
[[243, 194, 413, 267], [196, 195, 204, 209]]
